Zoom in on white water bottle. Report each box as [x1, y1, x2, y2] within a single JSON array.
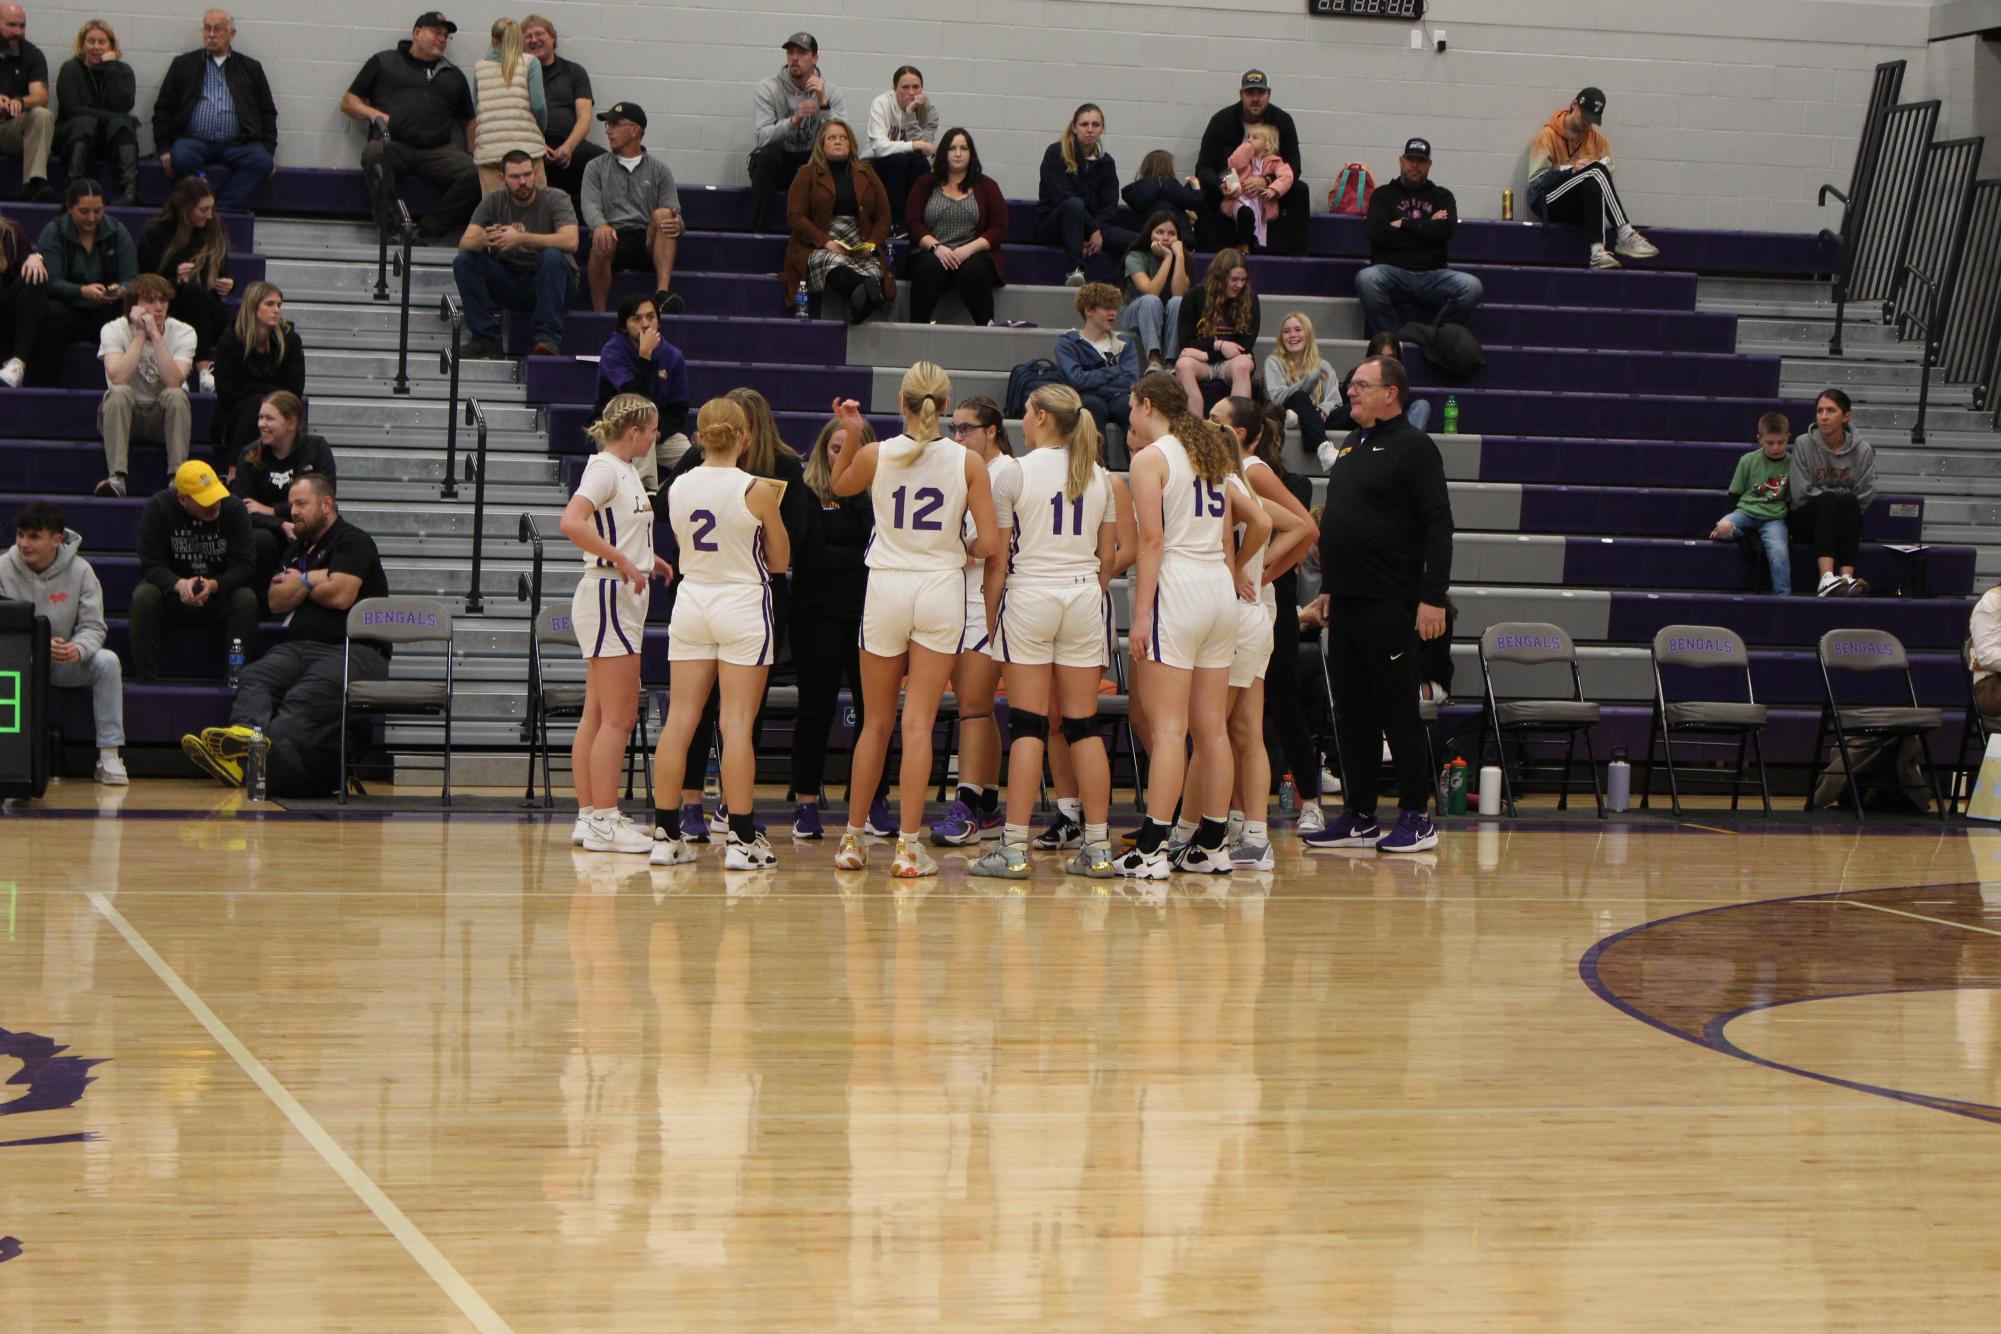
[[1606, 748, 1631, 812], [1478, 765, 1501, 815]]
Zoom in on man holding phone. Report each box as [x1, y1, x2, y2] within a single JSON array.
[[747, 32, 843, 232], [129, 460, 259, 683]]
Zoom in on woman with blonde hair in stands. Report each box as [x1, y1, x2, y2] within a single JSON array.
[[472, 18, 548, 194], [213, 282, 303, 450], [782, 118, 894, 324], [1116, 370, 1270, 879], [559, 393, 674, 855], [969, 383, 1135, 880], [1175, 248, 1260, 404], [56, 18, 140, 203], [829, 362, 1000, 876], [1034, 102, 1135, 287], [648, 396, 792, 871]]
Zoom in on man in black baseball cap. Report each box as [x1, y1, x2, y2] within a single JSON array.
[[579, 101, 688, 318], [1527, 85, 1659, 267], [341, 12, 481, 242], [748, 30, 843, 231], [1194, 69, 1307, 254], [1353, 135, 1483, 339]]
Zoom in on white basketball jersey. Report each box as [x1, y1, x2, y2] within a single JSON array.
[[668, 466, 770, 585], [867, 435, 971, 572], [575, 451, 654, 575], [964, 453, 1018, 569], [1154, 433, 1229, 564], [997, 447, 1112, 584], [1241, 456, 1276, 612]]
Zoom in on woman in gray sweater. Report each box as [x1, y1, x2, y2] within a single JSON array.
[[1788, 388, 1878, 596]]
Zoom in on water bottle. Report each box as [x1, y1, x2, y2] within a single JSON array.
[[246, 727, 270, 802], [1448, 757, 1469, 815], [703, 742, 721, 801], [1442, 396, 1460, 434], [794, 281, 810, 321], [226, 636, 245, 688], [1278, 773, 1296, 817], [1437, 761, 1455, 811], [1606, 747, 1631, 813], [1478, 764, 1502, 815]]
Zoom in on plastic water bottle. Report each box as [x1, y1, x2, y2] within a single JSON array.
[[703, 742, 721, 801], [1442, 396, 1460, 434], [1278, 773, 1296, 817], [1448, 757, 1470, 814], [1478, 764, 1502, 815], [226, 636, 245, 688], [1607, 747, 1631, 812], [794, 281, 810, 321], [1437, 761, 1456, 811], [246, 727, 269, 802]]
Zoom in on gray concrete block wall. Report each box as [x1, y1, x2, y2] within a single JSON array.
[[23, 0, 1940, 231]]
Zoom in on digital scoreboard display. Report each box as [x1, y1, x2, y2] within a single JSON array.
[[1307, 0, 1427, 18], [0, 602, 49, 799]]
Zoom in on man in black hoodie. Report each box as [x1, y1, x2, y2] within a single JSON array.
[[1303, 355, 1453, 855], [1194, 71, 1308, 255], [1355, 137, 1483, 337], [130, 458, 259, 681], [339, 13, 480, 242]]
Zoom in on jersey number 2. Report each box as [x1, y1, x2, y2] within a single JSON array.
[[689, 510, 719, 551], [893, 485, 944, 530]]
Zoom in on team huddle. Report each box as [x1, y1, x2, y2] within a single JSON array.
[[560, 362, 1317, 880]]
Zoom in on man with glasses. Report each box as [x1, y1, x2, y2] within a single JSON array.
[[1303, 355, 1453, 855]]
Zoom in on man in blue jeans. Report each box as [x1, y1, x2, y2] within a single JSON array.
[[1354, 137, 1483, 338], [151, 10, 278, 210], [452, 150, 579, 358]]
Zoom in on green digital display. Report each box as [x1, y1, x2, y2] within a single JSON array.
[[0, 669, 19, 733]]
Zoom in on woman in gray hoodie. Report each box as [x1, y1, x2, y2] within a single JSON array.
[[0, 501, 125, 782], [1788, 388, 1877, 597]]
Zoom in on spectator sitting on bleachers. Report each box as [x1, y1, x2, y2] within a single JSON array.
[[1222, 123, 1293, 253], [782, 118, 891, 325], [453, 148, 578, 359], [212, 280, 301, 450], [750, 32, 843, 234], [1356, 136, 1483, 337], [180, 473, 390, 797], [593, 291, 690, 493], [54, 18, 137, 204], [341, 12, 481, 245], [1195, 71, 1306, 256], [1789, 388, 1876, 597], [1122, 150, 1202, 227], [1055, 282, 1137, 435], [1708, 411, 1794, 595], [1175, 248, 1259, 403], [0, 203, 50, 386], [137, 177, 233, 387], [1035, 103, 1133, 288], [0, 3, 55, 201], [27, 176, 136, 353], [1118, 208, 1189, 371], [131, 459, 257, 682], [1263, 311, 1340, 431], [1, 500, 124, 782], [228, 390, 332, 577], [1527, 87, 1659, 270], [471, 18, 544, 195], [579, 101, 682, 315], [866, 65, 936, 231], [1971, 582, 2001, 720], [152, 9, 277, 211], [906, 127, 1006, 326], [96, 273, 194, 499], [520, 15, 599, 216]]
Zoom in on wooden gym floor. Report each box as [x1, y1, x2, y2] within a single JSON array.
[[5, 781, 2001, 1330]]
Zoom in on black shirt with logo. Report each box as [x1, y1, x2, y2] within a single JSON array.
[[282, 517, 390, 647], [346, 42, 473, 150], [0, 39, 48, 101]]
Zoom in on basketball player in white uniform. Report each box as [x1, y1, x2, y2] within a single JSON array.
[[559, 393, 674, 855], [649, 398, 791, 871], [1116, 371, 1270, 879], [933, 397, 1015, 847], [828, 362, 999, 877], [968, 383, 1132, 881]]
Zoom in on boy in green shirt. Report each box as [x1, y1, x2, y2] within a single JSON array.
[[1709, 411, 1792, 594]]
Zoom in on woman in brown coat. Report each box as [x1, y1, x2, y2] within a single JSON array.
[[782, 119, 896, 324]]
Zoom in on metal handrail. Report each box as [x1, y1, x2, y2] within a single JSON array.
[[463, 398, 490, 614], [391, 200, 415, 396], [516, 514, 545, 772], [1896, 262, 1944, 443], [438, 294, 464, 498]]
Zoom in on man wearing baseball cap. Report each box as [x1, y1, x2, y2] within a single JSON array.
[[580, 101, 685, 314], [128, 458, 259, 683], [747, 31, 844, 232], [340, 12, 481, 243], [1526, 86, 1659, 269], [1355, 136, 1483, 337], [1194, 70, 1308, 254]]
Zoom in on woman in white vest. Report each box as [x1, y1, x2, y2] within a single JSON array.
[[472, 18, 548, 195], [828, 362, 999, 878]]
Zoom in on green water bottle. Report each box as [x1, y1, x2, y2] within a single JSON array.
[[1442, 395, 1460, 434], [1447, 757, 1469, 815]]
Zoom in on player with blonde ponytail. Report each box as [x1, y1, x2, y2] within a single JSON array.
[[559, 394, 674, 854], [828, 362, 999, 876]]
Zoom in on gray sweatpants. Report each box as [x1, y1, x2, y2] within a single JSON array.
[[50, 650, 124, 747]]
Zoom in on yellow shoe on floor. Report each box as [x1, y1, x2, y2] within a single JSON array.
[[180, 731, 245, 787]]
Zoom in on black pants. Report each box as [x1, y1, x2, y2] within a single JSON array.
[[789, 606, 891, 805], [169, 280, 229, 362], [747, 145, 812, 232], [869, 152, 926, 225], [907, 248, 999, 324], [127, 580, 260, 682], [231, 640, 388, 797], [1262, 594, 1321, 800], [1534, 166, 1631, 247], [1324, 595, 1430, 815], [217, 394, 267, 451], [1285, 388, 1357, 462], [360, 138, 482, 238], [543, 139, 605, 217], [1789, 493, 1863, 568], [0, 279, 51, 375], [45, 299, 122, 371]]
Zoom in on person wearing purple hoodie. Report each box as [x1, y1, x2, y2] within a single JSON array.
[[592, 290, 689, 493]]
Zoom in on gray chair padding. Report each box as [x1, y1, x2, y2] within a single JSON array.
[[1496, 699, 1601, 726]]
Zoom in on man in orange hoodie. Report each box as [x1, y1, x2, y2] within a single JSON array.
[[1526, 87, 1659, 270]]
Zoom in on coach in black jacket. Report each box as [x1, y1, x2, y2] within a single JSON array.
[[151, 12, 277, 210], [1194, 70, 1308, 255], [1306, 354, 1454, 850]]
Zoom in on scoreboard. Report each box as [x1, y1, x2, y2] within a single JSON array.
[[1307, 0, 1427, 18], [0, 600, 50, 799]]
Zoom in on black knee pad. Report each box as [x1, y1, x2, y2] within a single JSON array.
[[1010, 712, 1050, 743], [1061, 713, 1101, 744]]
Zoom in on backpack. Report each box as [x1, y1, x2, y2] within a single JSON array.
[[1005, 357, 1064, 418], [1327, 163, 1374, 215]]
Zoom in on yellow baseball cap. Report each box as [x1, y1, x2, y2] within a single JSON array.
[[175, 459, 231, 507]]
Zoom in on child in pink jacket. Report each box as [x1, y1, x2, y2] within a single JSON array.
[[1224, 124, 1294, 251]]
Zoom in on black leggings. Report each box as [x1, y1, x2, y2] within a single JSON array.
[[1262, 589, 1321, 800], [169, 281, 229, 362], [907, 248, 999, 324], [789, 606, 890, 805], [1789, 493, 1863, 569], [0, 280, 51, 373], [1324, 596, 1431, 816]]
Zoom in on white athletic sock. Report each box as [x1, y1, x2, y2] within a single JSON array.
[[1245, 820, 1268, 842], [1173, 817, 1199, 842], [1229, 808, 1244, 824], [578, 805, 596, 819], [846, 824, 864, 839], [1003, 823, 1029, 846], [1058, 797, 1082, 821], [1084, 822, 1108, 845], [1616, 222, 1636, 241]]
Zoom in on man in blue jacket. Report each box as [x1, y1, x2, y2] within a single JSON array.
[[1054, 282, 1138, 437]]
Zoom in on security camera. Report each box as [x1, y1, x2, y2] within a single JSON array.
[[1435, 36, 1448, 53], [1433, 29, 1448, 52]]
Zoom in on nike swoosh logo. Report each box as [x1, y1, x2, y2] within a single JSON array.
[[1390, 652, 1405, 660]]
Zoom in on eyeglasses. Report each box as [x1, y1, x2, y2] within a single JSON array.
[[950, 423, 984, 436], [1348, 380, 1384, 391]]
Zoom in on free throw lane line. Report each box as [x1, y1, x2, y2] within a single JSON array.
[[78, 884, 511, 1333]]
